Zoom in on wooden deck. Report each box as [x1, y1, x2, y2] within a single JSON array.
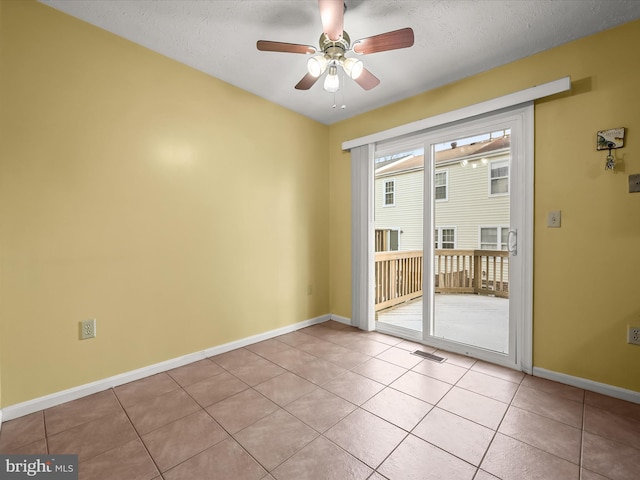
[[375, 249, 509, 313], [376, 294, 509, 353]]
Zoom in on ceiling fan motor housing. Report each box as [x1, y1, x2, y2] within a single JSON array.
[[319, 31, 351, 62]]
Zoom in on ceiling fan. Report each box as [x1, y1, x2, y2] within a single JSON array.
[[256, 0, 414, 93]]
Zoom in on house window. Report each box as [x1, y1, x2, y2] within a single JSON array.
[[435, 227, 456, 249], [490, 160, 509, 195], [384, 180, 395, 206], [435, 170, 448, 201], [480, 226, 509, 250]]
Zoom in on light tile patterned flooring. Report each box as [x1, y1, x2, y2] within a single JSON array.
[[1, 320, 639, 479]]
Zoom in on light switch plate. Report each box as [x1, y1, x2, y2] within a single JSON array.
[[547, 210, 561, 228], [629, 174, 640, 193]]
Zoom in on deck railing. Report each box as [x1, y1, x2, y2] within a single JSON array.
[[375, 249, 509, 311], [375, 250, 424, 311]]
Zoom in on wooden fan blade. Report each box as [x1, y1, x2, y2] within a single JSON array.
[[318, 0, 344, 41], [295, 72, 321, 90], [352, 27, 415, 55], [353, 68, 380, 91], [257, 40, 316, 55]]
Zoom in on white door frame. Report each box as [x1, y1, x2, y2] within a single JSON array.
[[351, 104, 534, 373], [421, 107, 532, 371]]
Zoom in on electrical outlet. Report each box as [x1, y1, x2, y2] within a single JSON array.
[[80, 319, 96, 340], [627, 326, 640, 346]]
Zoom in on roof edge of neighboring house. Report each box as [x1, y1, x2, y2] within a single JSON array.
[[375, 135, 511, 177]]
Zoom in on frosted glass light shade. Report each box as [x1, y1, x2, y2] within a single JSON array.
[[324, 66, 339, 93], [307, 55, 328, 77], [342, 57, 363, 79]]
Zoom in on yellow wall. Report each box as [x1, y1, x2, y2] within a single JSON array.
[[0, 0, 329, 406], [329, 20, 640, 392]]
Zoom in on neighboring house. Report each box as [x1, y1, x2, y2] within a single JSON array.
[[374, 134, 511, 253]]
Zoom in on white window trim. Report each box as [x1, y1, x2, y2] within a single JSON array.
[[343, 77, 569, 150], [479, 225, 510, 250], [435, 226, 457, 249], [435, 169, 448, 202], [489, 159, 510, 197], [383, 179, 395, 207]]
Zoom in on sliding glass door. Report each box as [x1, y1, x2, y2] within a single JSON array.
[[374, 107, 532, 369]]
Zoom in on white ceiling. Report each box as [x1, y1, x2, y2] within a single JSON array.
[[40, 0, 640, 125]]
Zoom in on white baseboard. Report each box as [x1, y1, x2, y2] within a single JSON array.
[[330, 314, 352, 326], [1, 314, 331, 422], [533, 367, 640, 404]]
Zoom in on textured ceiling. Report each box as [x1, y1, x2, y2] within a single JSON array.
[[40, 0, 640, 125]]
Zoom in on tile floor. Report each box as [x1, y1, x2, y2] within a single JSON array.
[[1, 320, 639, 480]]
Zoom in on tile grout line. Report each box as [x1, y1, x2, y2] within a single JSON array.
[[366, 428, 412, 477], [42, 389, 159, 471], [109, 386, 164, 479], [579, 404, 587, 480], [363, 354, 511, 479], [122, 368, 275, 478], [175, 368, 275, 478], [486, 379, 587, 478], [41, 410, 51, 456], [302, 329, 414, 476], [413, 355, 490, 479], [192, 351, 355, 478], [245, 328, 407, 476], [364, 351, 479, 478], [470, 368, 526, 478]]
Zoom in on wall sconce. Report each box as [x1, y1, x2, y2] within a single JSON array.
[[597, 127, 625, 171]]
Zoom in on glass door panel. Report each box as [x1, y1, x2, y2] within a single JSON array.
[[373, 146, 425, 336], [429, 130, 511, 354]]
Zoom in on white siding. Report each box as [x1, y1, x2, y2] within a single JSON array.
[[374, 152, 510, 250], [374, 169, 423, 251], [437, 152, 510, 249]]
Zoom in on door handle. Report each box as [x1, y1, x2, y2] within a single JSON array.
[[508, 229, 517, 256]]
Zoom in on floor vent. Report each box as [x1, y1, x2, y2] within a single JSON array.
[[411, 350, 446, 363]]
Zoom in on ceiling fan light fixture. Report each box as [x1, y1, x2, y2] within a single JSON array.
[[342, 57, 363, 79], [323, 65, 340, 93], [307, 55, 328, 77], [257, 3, 413, 93]]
